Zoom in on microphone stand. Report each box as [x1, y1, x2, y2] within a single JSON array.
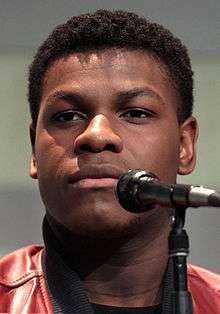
[[168, 205, 193, 314]]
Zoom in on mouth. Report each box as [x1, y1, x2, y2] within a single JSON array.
[[68, 165, 124, 189]]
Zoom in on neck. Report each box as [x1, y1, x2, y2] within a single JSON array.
[[45, 210, 171, 307]]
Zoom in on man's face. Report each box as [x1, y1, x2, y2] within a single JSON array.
[[30, 49, 197, 237]]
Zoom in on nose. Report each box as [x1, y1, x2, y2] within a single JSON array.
[[74, 114, 123, 154]]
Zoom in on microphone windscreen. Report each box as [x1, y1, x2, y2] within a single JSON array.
[[116, 169, 158, 213]]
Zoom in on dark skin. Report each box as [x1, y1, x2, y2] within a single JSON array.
[[30, 48, 198, 307]]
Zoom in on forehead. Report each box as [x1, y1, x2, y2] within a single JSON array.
[[42, 48, 177, 105]]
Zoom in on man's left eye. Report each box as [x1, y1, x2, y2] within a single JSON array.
[[52, 110, 85, 122], [120, 108, 155, 122]]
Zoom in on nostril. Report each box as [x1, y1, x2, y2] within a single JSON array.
[[76, 143, 117, 154], [105, 143, 117, 152], [79, 144, 94, 153]]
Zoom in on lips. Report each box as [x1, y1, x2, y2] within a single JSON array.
[[68, 164, 124, 187]]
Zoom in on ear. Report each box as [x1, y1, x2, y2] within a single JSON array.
[[178, 116, 198, 175], [29, 124, 38, 179]]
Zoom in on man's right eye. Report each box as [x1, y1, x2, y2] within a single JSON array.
[[52, 110, 86, 123]]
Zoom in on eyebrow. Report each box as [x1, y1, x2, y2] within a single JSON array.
[[45, 87, 163, 108], [46, 91, 86, 107], [116, 88, 163, 105]]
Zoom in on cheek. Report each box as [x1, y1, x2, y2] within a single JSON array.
[[35, 131, 68, 181], [125, 129, 180, 183], [34, 133, 74, 215]]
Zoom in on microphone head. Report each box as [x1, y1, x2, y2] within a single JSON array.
[[116, 169, 159, 213]]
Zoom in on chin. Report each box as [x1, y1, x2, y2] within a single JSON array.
[[46, 189, 170, 239], [50, 204, 141, 239], [53, 203, 165, 240]]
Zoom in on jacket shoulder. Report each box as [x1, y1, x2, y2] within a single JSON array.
[[188, 263, 220, 291], [188, 264, 220, 313], [0, 244, 44, 287]]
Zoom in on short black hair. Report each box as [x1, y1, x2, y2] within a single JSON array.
[[28, 9, 193, 128]]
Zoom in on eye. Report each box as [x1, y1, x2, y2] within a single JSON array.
[[120, 108, 155, 123], [52, 110, 86, 123]]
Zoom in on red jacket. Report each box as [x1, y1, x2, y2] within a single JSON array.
[[0, 245, 219, 313]]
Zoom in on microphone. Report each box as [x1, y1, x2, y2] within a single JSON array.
[[116, 169, 220, 213]]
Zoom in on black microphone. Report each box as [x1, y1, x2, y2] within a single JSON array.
[[116, 169, 220, 213]]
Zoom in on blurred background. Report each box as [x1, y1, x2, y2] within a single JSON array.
[[0, 0, 219, 273]]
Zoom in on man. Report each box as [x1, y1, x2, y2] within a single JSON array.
[[0, 10, 219, 313]]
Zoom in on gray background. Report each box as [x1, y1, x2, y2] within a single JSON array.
[[0, 0, 219, 273]]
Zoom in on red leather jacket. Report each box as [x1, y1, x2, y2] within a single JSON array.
[[0, 245, 220, 313]]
